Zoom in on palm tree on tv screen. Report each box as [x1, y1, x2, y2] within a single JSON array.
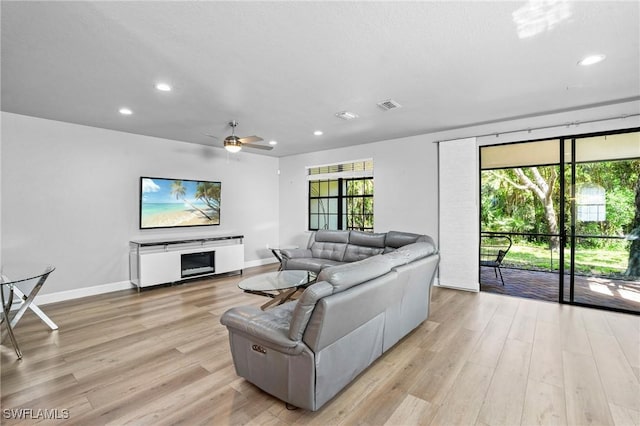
[[170, 180, 213, 221], [195, 182, 221, 216]]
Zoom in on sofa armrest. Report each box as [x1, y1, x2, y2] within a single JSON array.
[[280, 248, 312, 260], [220, 305, 306, 355]]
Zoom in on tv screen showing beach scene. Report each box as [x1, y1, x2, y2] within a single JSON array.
[[140, 177, 221, 229]]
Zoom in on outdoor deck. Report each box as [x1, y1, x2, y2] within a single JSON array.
[[480, 267, 640, 313]]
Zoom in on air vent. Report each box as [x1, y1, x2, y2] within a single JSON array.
[[376, 99, 402, 111]]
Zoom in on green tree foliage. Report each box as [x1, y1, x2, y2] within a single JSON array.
[[345, 178, 373, 230], [482, 159, 640, 261], [482, 166, 559, 245], [626, 173, 640, 277]]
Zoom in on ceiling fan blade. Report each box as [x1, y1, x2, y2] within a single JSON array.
[[243, 143, 273, 151], [238, 135, 263, 144]]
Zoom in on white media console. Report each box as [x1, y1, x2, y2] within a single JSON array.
[[129, 235, 244, 288]]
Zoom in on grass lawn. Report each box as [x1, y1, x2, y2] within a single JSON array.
[[503, 242, 631, 276]]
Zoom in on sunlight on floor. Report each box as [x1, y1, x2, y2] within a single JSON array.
[[618, 288, 640, 303], [588, 282, 614, 296]]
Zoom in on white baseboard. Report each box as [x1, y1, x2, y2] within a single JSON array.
[[33, 258, 279, 306], [244, 258, 279, 268], [34, 280, 134, 306], [435, 281, 480, 293]]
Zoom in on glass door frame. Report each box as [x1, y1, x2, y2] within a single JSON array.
[[561, 128, 639, 315], [479, 126, 639, 315], [559, 137, 568, 303]]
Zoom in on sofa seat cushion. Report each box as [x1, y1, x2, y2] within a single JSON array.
[[220, 303, 304, 354], [285, 258, 345, 274], [343, 245, 384, 262]]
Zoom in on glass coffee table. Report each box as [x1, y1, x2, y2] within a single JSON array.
[[1, 263, 57, 359], [238, 270, 317, 310]]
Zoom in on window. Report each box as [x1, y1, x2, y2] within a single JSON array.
[[307, 159, 374, 232]]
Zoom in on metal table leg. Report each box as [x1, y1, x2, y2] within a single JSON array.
[[260, 287, 298, 310], [271, 249, 284, 271], [1, 285, 23, 359], [10, 274, 58, 330]]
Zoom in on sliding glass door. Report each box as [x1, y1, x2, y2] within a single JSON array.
[[480, 139, 563, 302], [480, 128, 639, 314], [563, 131, 640, 312]]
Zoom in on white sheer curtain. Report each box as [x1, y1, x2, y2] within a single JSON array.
[[437, 137, 479, 291]]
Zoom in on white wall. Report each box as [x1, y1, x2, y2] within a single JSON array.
[[1, 112, 279, 297], [279, 134, 439, 248], [438, 137, 479, 291], [0, 116, 3, 266]]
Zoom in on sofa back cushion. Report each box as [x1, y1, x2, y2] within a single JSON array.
[[383, 241, 437, 267], [349, 231, 386, 248], [311, 242, 348, 262], [317, 255, 392, 293], [311, 230, 350, 261], [384, 231, 433, 253], [343, 231, 386, 262], [315, 230, 350, 244], [288, 281, 334, 341]]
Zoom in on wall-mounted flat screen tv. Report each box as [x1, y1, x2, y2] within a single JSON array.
[[140, 177, 221, 229]]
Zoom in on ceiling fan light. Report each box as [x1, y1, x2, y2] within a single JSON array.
[[225, 144, 242, 153], [224, 136, 242, 153]]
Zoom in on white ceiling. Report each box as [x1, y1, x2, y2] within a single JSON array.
[[2, 1, 639, 157]]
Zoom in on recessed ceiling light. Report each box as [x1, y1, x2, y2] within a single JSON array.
[[335, 111, 359, 120], [314, 130, 323, 136], [155, 82, 172, 92], [119, 107, 133, 115], [269, 140, 278, 146], [578, 54, 606, 66]]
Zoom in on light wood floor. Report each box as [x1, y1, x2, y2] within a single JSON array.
[[1, 264, 639, 425]]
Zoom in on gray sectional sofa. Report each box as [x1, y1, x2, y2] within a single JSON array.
[[220, 230, 439, 411], [280, 229, 433, 273]]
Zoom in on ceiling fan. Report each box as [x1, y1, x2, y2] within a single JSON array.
[[208, 120, 272, 153]]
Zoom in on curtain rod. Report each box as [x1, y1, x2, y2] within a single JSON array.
[[433, 113, 640, 144]]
